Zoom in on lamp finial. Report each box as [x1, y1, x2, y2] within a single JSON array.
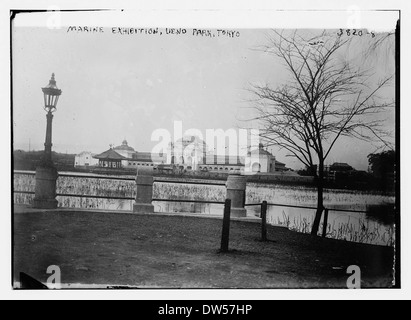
[[49, 73, 57, 86]]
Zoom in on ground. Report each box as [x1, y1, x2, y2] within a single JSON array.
[[13, 206, 395, 289]]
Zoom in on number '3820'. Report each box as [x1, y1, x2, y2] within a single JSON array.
[[337, 29, 375, 38]]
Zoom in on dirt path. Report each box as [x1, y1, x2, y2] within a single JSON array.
[[13, 207, 395, 289]]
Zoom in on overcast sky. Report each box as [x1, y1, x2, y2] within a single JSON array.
[[12, 11, 396, 170]]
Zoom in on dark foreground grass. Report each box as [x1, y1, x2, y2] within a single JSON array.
[[13, 207, 395, 289]]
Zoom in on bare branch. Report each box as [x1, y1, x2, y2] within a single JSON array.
[[247, 29, 393, 170]]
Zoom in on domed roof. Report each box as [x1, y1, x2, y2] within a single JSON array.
[[249, 143, 274, 157], [182, 135, 207, 145], [113, 140, 135, 152], [172, 135, 208, 148]]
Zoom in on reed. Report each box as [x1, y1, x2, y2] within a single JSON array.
[[273, 211, 395, 247]]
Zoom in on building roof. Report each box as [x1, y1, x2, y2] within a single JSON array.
[[329, 162, 354, 172], [331, 162, 352, 167], [172, 135, 208, 149], [113, 140, 135, 152], [330, 162, 354, 170], [130, 152, 153, 163], [76, 151, 95, 157], [249, 144, 274, 157], [129, 152, 167, 163], [275, 160, 286, 167], [93, 149, 128, 160]]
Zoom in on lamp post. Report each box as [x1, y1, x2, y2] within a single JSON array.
[[33, 73, 62, 209]]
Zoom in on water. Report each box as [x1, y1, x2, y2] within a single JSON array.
[[246, 205, 395, 246], [13, 172, 395, 246]]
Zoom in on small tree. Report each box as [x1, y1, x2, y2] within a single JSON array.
[[250, 30, 394, 235]]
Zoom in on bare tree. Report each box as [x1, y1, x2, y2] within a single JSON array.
[[249, 30, 394, 235]]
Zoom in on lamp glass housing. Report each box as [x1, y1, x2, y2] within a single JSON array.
[[42, 73, 62, 112]]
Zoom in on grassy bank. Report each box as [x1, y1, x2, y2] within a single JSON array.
[[13, 208, 395, 288]]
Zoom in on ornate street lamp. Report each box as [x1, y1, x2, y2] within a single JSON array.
[[41, 73, 62, 164], [33, 73, 62, 209]]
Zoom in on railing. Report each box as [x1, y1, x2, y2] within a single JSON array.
[[13, 170, 394, 246], [13, 170, 225, 185], [13, 170, 226, 208], [245, 201, 368, 214], [13, 170, 370, 213], [152, 198, 225, 204]]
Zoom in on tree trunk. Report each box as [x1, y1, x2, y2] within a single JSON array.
[[311, 161, 325, 235]]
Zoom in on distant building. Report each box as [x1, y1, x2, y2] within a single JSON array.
[[93, 148, 128, 169], [201, 155, 244, 173], [100, 140, 167, 169], [167, 136, 209, 171], [323, 162, 356, 182], [329, 162, 354, 173], [74, 140, 166, 170], [75, 138, 289, 174], [166, 136, 287, 174], [74, 151, 99, 167], [245, 143, 277, 173], [114, 140, 167, 168], [275, 160, 287, 172], [126, 151, 167, 168], [113, 139, 136, 159]]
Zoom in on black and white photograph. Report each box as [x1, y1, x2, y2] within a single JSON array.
[[7, 3, 405, 299]]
